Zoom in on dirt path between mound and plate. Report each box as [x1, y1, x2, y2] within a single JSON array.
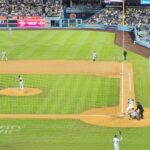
[[0, 60, 149, 128]]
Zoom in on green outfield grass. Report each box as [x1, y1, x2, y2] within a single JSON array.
[[0, 30, 120, 61], [0, 30, 150, 150], [0, 119, 149, 150], [0, 74, 119, 114]]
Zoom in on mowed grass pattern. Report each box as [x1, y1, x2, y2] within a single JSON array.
[[0, 119, 150, 150], [0, 30, 121, 61], [0, 30, 121, 114], [0, 74, 119, 114]]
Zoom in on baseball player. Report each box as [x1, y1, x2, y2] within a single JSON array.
[[1, 50, 7, 61], [18, 75, 24, 90], [129, 108, 139, 120], [92, 51, 97, 61], [126, 98, 134, 114], [113, 134, 122, 150]]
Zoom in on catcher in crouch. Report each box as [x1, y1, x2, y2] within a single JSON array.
[[128, 108, 140, 120]]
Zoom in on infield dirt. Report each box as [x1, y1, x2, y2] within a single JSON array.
[[0, 60, 149, 128], [0, 88, 42, 96]]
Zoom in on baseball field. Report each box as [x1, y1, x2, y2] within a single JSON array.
[[0, 30, 150, 149]]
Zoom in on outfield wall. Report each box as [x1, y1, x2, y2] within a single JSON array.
[[0, 18, 132, 31], [0, 18, 149, 48]]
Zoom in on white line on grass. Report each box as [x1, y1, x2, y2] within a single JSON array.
[[129, 72, 131, 92]]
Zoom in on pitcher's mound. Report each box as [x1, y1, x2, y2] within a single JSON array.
[[0, 88, 42, 96]]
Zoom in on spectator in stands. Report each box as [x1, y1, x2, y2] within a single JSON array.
[[0, 0, 62, 17], [85, 7, 150, 26]]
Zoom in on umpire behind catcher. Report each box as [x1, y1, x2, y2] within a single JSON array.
[[135, 102, 144, 119]]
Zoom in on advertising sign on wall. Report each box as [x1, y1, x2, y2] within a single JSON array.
[[17, 19, 46, 27]]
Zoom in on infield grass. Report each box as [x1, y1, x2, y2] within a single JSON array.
[[0, 74, 119, 114]]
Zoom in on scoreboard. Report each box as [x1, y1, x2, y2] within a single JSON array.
[[141, 0, 150, 4]]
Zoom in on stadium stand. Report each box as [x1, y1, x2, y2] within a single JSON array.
[[85, 7, 122, 25], [0, 0, 8, 16], [85, 7, 150, 26], [134, 24, 150, 48], [0, 0, 62, 17]]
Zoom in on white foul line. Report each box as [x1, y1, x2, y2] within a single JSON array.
[[121, 62, 124, 114], [129, 72, 131, 92]]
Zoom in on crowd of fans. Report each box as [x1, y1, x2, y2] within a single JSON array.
[[0, 0, 62, 17], [85, 7, 150, 26], [85, 8, 122, 25], [0, 0, 8, 16], [125, 7, 150, 26], [135, 24, 150, 44]]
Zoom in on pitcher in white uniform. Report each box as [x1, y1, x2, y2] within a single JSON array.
[[18, 75, 24, 90]]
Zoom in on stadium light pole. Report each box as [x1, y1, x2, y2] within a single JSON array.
[[121, 0, 125, 114]]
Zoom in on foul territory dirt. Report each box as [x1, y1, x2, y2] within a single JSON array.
[[0, 60, 149, 128]]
